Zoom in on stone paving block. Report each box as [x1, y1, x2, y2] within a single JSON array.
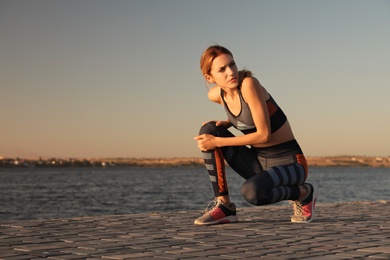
[[2, 254, 40, 260], [48, 254, 89, 260], [59, 247, 102, 256], [336, 250, 382, 258], [100, 252, 158, 259], [368, 253, 390, 259], [358, 246, 390, 254], [0, 250, 28, 259], [14, 243, 72, 252]]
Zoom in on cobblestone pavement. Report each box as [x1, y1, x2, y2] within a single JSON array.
[[1, 201, 389, 259]]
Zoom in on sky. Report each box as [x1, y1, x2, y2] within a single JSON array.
[[1, 0, 389, 159]]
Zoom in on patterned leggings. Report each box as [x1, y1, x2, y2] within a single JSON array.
[[199, 122, 308, 206]]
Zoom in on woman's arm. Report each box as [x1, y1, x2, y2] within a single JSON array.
[[205, 87, 232, 129], [237, 77, 271, 142], [195, 77, 271, 151], [207, 86, 222, 104]]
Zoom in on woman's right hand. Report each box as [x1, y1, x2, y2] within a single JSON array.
[[202, 120, 232, 128]]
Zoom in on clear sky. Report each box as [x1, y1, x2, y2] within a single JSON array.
[[1, 0, 389, 158]]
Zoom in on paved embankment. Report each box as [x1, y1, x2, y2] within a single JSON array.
[[1, 201, 390, 259]]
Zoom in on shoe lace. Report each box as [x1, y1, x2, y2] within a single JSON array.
[[291, 201, 309, 216], [204, 199, 219, 213]]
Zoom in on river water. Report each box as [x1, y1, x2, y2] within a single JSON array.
[[0, 166, 389, 220]]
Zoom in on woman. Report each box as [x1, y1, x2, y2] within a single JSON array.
[[194, 45, 318, 225]]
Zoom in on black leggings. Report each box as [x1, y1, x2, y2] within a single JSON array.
[[199, 122, 308, 206]]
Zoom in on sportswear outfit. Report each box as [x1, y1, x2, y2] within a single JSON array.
[[195, 87, 318, 225]]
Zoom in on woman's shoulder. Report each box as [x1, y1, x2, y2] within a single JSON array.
[[241, 76, 263, 93], [241, 76, 269, 100]]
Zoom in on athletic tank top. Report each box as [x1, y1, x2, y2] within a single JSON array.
[[221, 88, 287, 134]]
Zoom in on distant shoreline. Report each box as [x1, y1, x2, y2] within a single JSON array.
[[1, 156, 389, 168]]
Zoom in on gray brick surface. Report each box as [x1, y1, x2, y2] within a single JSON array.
[[1, 201, 389, 259]]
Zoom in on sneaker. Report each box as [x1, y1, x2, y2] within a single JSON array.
[[194, 199, 238, 225], [291, 182, 318, 223]]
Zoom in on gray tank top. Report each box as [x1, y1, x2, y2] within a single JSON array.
[[221, 88, 256, 134], [220, 88, 287, 135]]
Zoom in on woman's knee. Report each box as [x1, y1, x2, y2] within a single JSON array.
[[241, 180, 259, 205], [199, 121, 219, 135], [241, 176, 268, 206]]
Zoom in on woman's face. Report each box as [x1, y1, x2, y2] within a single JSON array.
[[207, 54, 239, 89]]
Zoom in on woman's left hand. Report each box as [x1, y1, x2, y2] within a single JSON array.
[[194, 134, 217, 151]]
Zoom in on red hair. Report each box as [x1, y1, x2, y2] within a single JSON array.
[[200, 45, 252, 82], [200, 45, 233, 76]]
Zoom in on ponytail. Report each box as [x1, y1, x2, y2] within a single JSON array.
[[238, 69, 253, 83]]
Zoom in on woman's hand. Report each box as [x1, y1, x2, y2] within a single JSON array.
[[194, 134, 218, 151], [194, 121, 230, 151], [202, 120, 232, 128]]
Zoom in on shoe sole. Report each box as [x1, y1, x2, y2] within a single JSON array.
[[194, 215, 238, 225], [308, 182, 319, 223], [309, 182, 318, 222]]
